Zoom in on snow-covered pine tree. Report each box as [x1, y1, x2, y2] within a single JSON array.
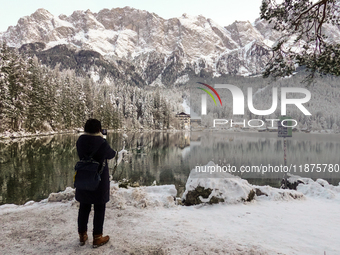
[[5, 47, 30, 131], [43, 65, 59, 130], [26, 56, 48, 132], [0, 43, 11, 132], [59, 71, 75, 129], [72, 73, 88, 128], [260, 0, 340, 81]]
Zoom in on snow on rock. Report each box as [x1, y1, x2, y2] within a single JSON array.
[[284, 173, 315, 190], [24, 200, 36, 206], [182, 161, 307, 205], [254, 185, 305, 201], [296, 178, 340, 200], [182, 161, 256, 205], [46, 184, 176, 208], [47, 187, 75, 202], [283, 173, 340, 200], [258, 173, 340, 201], [108, 183, 176, 209], [44, 170, 340, 209]]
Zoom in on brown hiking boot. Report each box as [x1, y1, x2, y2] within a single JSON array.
[[93, 234, 110, 248], [79, 232, 88, 246]]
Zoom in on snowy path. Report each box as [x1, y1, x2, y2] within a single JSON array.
[[1, 195, 339, 255]]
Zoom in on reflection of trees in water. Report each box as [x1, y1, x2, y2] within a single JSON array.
[[0, 132, 191, 204], [0, 135, 78, 205], [5, 131, 336, 205], [111, 131, 190, 196]]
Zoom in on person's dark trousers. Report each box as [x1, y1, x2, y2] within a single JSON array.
[[78, 203, 106, 235]]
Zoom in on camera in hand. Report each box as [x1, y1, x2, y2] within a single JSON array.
[[101, 129, 107, 135]]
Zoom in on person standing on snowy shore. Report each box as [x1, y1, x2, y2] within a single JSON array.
[[75, 119, 116, 248]]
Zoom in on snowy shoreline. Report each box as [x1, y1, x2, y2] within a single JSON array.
[[1, 175, 340, 254], [0, 129, 84, 140], [0, 128, 189, 140], [0, 127, 337, 141]]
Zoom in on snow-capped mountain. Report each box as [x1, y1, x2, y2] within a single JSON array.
[[1, 7, 335, 86]]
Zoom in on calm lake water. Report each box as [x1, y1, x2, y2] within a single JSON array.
[[1, 131, 340, 205]]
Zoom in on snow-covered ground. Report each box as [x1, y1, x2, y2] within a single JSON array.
[[1, 176, 340, 255]]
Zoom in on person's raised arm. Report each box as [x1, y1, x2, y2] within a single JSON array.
[[104, 142, 116, 160]]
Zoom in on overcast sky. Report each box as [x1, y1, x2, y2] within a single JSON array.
[[0, 0, 263, 32]]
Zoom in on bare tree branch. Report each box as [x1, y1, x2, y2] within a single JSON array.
[[293, 0, 328, 26]]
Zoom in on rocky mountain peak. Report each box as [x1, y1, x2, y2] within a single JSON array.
[[225, 20, 264, 47], [66, 9, 105, 31], [58, 14, 68, 20], [0, 7, 276, 82], [31, 8, 53, 20], [2, 6, 339, 85]]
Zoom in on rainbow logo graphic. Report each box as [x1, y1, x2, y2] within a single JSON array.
[[196, 82, 222, 106]]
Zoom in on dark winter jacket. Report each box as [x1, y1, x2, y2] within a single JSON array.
[[75, 133, 116, 204]]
